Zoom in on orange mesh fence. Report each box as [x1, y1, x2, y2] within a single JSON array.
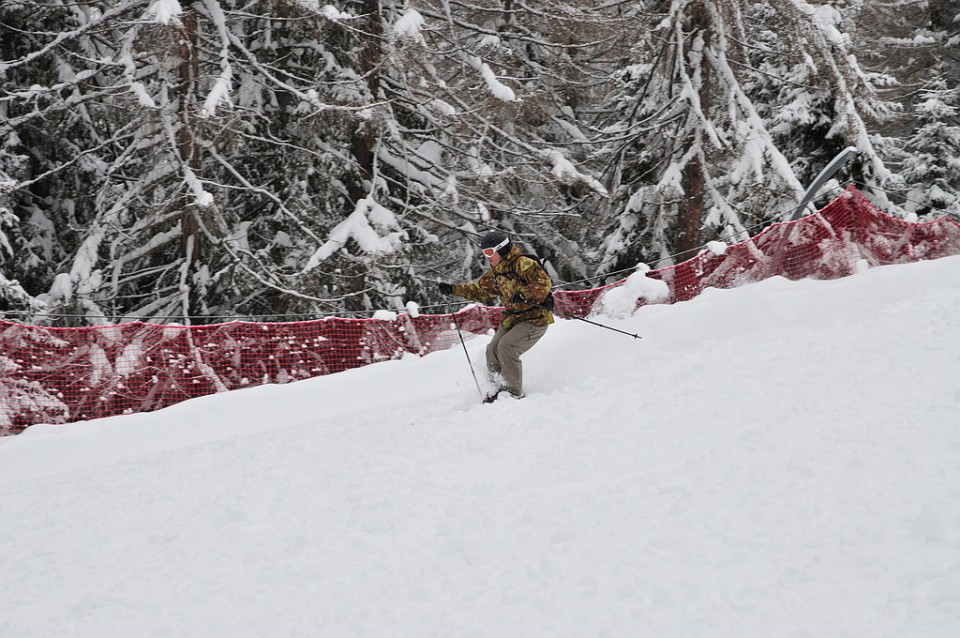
[[2, 187, 959, 434]]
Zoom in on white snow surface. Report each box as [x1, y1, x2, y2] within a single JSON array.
[[2, 257, 960, 638], [706, 240, 729, 256]]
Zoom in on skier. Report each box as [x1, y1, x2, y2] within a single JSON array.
[[439, 231, 554, 402]]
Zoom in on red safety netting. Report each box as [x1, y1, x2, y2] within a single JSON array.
[[551, 186, 960, 315], [2, 187, 959, 434]]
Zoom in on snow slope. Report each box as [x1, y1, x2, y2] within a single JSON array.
[[1, 257, 959, 638]]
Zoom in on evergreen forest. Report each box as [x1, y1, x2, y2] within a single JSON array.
[[2, 0, 958, 324]]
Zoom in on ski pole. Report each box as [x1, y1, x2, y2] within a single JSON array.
[[527, 299, 642, 340], [451, 312, 484, 397]]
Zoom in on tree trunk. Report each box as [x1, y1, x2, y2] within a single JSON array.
[[341, 0, 384, 311], [349, 0, 382, 203], [678, 1, 712, 257], [178, 10, 205, 319]]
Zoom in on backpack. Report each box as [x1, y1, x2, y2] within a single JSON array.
[[505, 253, 556, 311]]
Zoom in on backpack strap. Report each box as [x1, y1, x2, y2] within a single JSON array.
[[498, 254, 556, 311], [499, 254, 544, 283]]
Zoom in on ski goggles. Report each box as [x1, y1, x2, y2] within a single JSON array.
[[481, 237, 509, 257]]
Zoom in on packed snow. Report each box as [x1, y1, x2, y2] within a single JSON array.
[[1, 256, 959, 637]]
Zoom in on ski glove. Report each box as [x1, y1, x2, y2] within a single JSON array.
[[438, 282, 453, 295], [510, 292, 527, 304]]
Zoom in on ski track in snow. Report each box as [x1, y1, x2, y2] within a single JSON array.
[[1, 257, 959, 637]]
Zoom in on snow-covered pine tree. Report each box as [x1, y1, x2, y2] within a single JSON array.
[[1, 0, 622, 321], [595, 0, 899, 277], [1, 1, 413, 322], [0, 1, 150, 323], [884, 0, 960, 218], [112, 0, 416, 320], [902, 82, 960, 219], [354, 0, 624, 292]]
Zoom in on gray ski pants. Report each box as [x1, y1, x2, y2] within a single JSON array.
[[486, 321, 548, 395]]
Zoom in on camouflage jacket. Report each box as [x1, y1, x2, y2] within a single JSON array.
[[452, 245, 555, 329]]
